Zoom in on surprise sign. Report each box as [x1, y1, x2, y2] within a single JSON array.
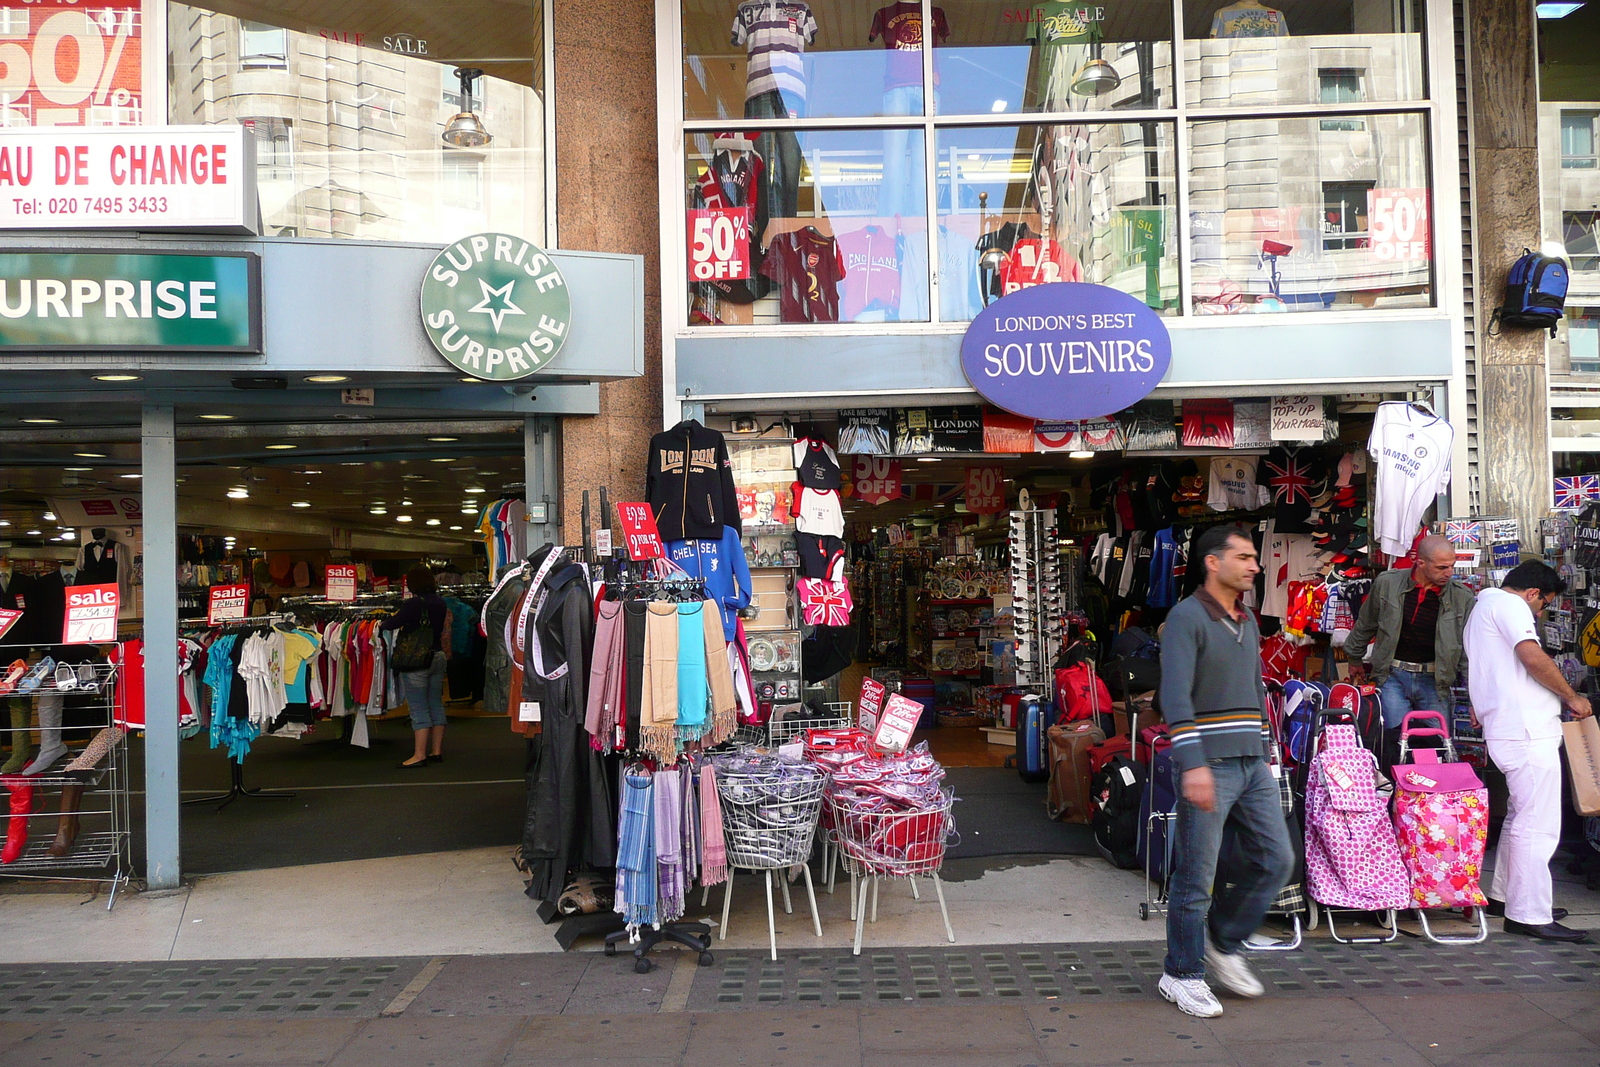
[[851, 456, 901, 505], [206, 584, 249, 625], [325, 564, 358, 602], [965, 465, 1007, 514], [858, 677, 887, 731], [1367, 188, 1430, 262], [872, 692, 925, 754], [616, 502, 665, 560], [63, 583, 118, 644], [687, 207, 753, 281]]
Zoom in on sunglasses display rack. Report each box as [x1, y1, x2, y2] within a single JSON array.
[[1009, 509, 1064, 687]]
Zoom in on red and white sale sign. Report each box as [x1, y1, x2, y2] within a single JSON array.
[[687, 207, 753, 281], [0, 1, 144, 130], [851, 457, 901, 505], [858, 677, 887, 731], [63, 583, 118, 644], [206, 584, 249, 625], [0, 609, 22, 643], [325, 565, 358, 602], [1367, 188, 1430, 262], [964, 465, 1007, 515], [616, 502, 664, 560], [872, 692, 925, 754]]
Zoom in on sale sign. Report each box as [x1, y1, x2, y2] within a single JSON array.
[[206, 584, 249, 625], [1367, 188, 1430, 262], [872, 692, 925, 754], [851, 456, 901, 505], [0, 1, 144, 129], [858, 677, 887, 732], [0, 609, 22, 643], [325, 564, 358, 602], [687, 207, 753, 282], [964, 465, 1007, 515], [63, 583, 118, 644], [616, 502, 664, 560]]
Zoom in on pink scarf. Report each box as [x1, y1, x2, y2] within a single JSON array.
[[699, 765, 728, 886]]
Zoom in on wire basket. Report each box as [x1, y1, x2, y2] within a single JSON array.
[[828, 791, 957, 878], [715, 761, 827, 869], [768, 702, 854, 745]]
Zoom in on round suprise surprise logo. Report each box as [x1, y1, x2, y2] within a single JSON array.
[[420, 233, 571, 381]]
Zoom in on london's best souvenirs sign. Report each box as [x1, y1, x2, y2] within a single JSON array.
[[960, 282, 1171, 421], [420, 233, 571, 381]]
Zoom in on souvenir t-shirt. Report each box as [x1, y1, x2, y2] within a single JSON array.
[[1026, 1, 1103, 103], [836, 225, 902, 321], [731, 0, 819, 102], [1368, 402, 1453, 558], [868, 1, 950, 90], [1463, 587, 1561, 739], [1210, 1, 1290, 38], [1262, 446, 1325, 533], [997, 237, 1082, 294], [1146, 528, 1181, 608], [761, 228, 846, 323], [793, 437, 842, 489], [1207, 456, 1268, 512], [797, 532, 847, 581], [792, 485, 846, 537]]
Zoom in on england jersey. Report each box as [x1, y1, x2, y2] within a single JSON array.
[[1368, 402, 1453, 558]]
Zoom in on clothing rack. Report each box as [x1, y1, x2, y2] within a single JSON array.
[[181, 614, 300, 810]]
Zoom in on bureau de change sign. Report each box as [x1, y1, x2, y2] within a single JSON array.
[[960, 282, 1171, 421]]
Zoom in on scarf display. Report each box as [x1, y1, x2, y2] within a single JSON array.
[[654, 769, 686, 923], [616, 774, 657, 927], [699, 764, 729, 886]]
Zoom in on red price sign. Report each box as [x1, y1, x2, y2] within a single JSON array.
[[858, 677, 887, 731], [1367, 188, 1431, 262], [872, 692, 925, 754], [0, 609, 22, 643], [851, 457, 901, 505], [687, 207, 753, 281], [206, 584, 249, 625], [326, 564, 358, 602], [63, 583, 118, 644], [616, 502, 664, 560], [964, 465, 1007, 515]]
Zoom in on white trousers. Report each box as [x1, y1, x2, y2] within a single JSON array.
[[1486, 734, 1563, 926]]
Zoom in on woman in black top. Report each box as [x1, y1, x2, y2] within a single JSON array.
[[382, 565, 448, 768]]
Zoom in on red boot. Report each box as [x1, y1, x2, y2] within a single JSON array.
[[2, 778, 34, 863]]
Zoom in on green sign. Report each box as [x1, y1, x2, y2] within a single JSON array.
[[0, 251, 259, 352], [419, 233, 571, 381]]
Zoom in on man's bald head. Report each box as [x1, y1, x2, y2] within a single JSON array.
[[1418, 534, 1456, 564], [1413, 533, 1459, 588]]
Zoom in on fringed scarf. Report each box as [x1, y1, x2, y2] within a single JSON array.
[[640, 603, 681, 761], [699, 764, 729, 886], [654, 768, 685, 922], [616, 774, 658, 928]]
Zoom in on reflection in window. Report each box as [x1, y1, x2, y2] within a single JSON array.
[[1319, 68, 1366, 131], [1570, 309, 1600, 374], [241, 117, 293, 181], [684, 130, 928, 325], [937, 123, 1177, 320], [1562, 111, 1598, 169], [1566, 211, 1600, 271], [443, 153, 484, 209], [1189, 113, 1431, 313], [239, 21, 288, 69]]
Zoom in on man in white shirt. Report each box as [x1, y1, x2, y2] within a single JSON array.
[[1462, 561, 1593, 943]]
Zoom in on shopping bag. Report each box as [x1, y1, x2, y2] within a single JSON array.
[[1564, 716, 1600, 816]]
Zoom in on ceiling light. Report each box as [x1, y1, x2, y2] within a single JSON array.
[[119, 473, 142, 479], [425, 519, 441, 526], [198, 413, 235, 421], [441, 67, 492, 147], [464, 487, 486, 494], [461, 507, 477, 514], [304, 374, 349, 383], [1071, 57, 1121, 96], [431, 458, 454, 463], [458, 376, 486, 383], [400, 499, 413, 506], [21, 417, 59, 424], [396, 514, 413, 523], [291, 501, 312, 508], [25, 530, 40, 535], [92, 374, 141, 382], [916, 457, 940, 463], [449, 525, 463, 531], [1538, 1, 1585, 15], [63, 467, 92, 472], [48, 536, 61, 542], [300, 469, 323, 475], [74, 452, 106, 458], [0, 521, 9, 526], [370, 506, 388, 515], [42, 512, 56, 521], [265, 443, 297, 450], [428, 436, 458, 442], [59, 530, 75, 540], [227, 488, 249, 499], [1069, 450, 1095, 459]]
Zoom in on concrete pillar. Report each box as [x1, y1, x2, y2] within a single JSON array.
[[141, 402, 181, 889], [552, 0, 662, 541], [1470, 0, 1550, 541], [524, 415, 560, 550]]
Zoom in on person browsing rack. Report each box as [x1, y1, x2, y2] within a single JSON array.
[[383, 565, 449, 769]]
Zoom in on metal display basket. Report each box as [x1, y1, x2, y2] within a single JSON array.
[[713, 756, 828, 960], [767, 702, 854, 745], [827, 790, 958, 954]]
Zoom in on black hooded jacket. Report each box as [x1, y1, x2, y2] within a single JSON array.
[[645, 419, 742, 541]]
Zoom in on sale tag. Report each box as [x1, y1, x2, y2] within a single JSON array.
[[595, 528, 613, 556], [206, 584, 250, 625], [0, 609, 22, 643], [519, 701, 542, 723], [616, 502, 664, 560], [1367, 188, 1431, 262], [851, 457, 901, 506], [326, 564, 358, 602], [63, 583, 118, 644], [0, 2, 145, 132], [872, 692, 925, 754], [858, 677, 887, 731], [964, 465, 1007, 515], [687, 207, 753, 281]]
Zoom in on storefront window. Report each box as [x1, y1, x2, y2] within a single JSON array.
[[1188, 112, 1432, 313], [936, 123, 1176, 319], [932, 0, 1172, 116], [1539, 3, 1600, 387], [1183, 0, 1425, 109], [685, 129, 929, 325], [167, 0, 547, 244]]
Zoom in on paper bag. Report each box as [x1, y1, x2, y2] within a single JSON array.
[[1564, 716, 1600, 816]]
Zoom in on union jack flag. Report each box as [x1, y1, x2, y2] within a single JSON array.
[[1264, 451, 1315, 506], [1444, 520, 1481, 546], [1554, 475, 1600, 510]]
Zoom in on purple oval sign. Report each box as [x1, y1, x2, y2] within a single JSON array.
[[960, 282, 1172, 421]]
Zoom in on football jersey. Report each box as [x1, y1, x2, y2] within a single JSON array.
[[836, 225, 902, 321], [793, 437, 842, 489], [868, 1, 949, 90], [761, 228, 846, 323], [997, 238, 1082, 294], [1207, 456, 1268, 512], [731, 0, 819, 102], [1262, 446, 1324, 533], [1368, 401, 1453, 558], [1210, 1, 1290, 38], [1146, 528, 1180, 608]]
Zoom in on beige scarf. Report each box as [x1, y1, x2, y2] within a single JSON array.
[[640, 602, 680, 760]]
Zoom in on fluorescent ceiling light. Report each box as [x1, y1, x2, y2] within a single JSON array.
[[425, 519, 441, 526], [92, 374, 140, 382], [291, 501, 311, 508], [464, 487, 486, 494], [305, 374, 349, 383], [395, 515, 413, 523], [42, 512, 55, 521], [266, 443, 297, 450], [428, 436, 458, 442], [119, 473, 142, 479], [21, 417, 58, 424], [74, 452, 106, 458], [449, 525, 463, 531], [1538, 1, 1585, 15], [1069, 450, 1095, 459], [198, 414, 235, 421], [63, 467, 92, 472], [916, 457, 940, 463]]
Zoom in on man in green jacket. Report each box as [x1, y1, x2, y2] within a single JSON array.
[[1342, 534, 1474, 770]]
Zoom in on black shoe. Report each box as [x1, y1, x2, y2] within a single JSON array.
[[1503, 919, 1592, 943], [397, 759, 429, 770], [1485, 899, 1567, 921], [428, 754, 444, 764]]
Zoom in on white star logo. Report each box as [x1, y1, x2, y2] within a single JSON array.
[[466, 277, 525, 333]]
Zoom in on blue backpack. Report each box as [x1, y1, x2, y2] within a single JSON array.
[[1498, 249, 1569, 335]]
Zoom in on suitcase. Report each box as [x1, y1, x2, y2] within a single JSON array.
[[1015, 695, 1051, 783], [1047, 720, 1107, 822], [1137, 744, 1178, 886]]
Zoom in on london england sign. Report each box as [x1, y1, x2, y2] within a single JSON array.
[[960, 282, 1172, 421], [420, 233, 571, 381]]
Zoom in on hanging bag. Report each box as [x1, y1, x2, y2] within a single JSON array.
[[392, 618, 437, 671]]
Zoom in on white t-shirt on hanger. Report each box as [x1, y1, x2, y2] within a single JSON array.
[[792, 485, 845, 537], [1207, 456, 1269, 511], [1368, 401, 1453, 558]]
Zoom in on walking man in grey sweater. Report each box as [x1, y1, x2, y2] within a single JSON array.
[[1157, 525, 1294, 1017]]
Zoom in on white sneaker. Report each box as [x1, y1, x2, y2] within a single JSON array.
[[1204, 936, 1265, 998], [1159, 973, 1223, 1018]]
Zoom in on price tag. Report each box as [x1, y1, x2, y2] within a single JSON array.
[[63, 583, 119, 644], [206, 584, 250, 625], [687, 207, 753, 281], [519, 701, 542, 723], [0, 609, 22, 643], [615, 502, 664, 561], [595, 528, 613, 556], [325, 564, 358, 602], [858, 677, 887, 731], [872, 692, 925, 754]]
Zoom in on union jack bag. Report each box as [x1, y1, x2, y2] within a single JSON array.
[[798, 578, 853, 626]]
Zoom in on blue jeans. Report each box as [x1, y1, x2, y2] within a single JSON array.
[[1378, 667, 1443, 729], [402, 651, 447, 729], [1164, 755, 1294, 979]]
